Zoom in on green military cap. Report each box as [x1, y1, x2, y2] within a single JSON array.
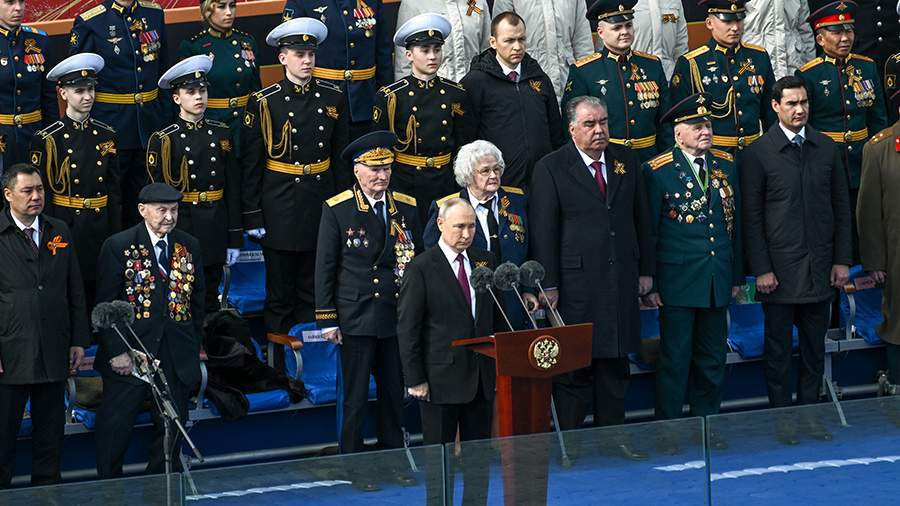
[[699, 0, 747, 21], [885, 52, 900, 109], [807, 1, 857, 32], [586, 0, 637, 23], [661, 92, 713, 125]]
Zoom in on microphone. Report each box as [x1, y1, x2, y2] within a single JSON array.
[[91, 302, 153, 382], [518, 260, 565, 327], [493, 262, 538, 329], [470, 266, 514, 332]]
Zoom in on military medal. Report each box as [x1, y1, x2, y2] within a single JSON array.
[[354, 0, 377, 37]]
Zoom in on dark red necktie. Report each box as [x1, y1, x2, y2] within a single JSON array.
[[23, 226, 38, 254], [456, 253, 471, 309], [591, 161, 606, 197], [507, 70, 518, 82]]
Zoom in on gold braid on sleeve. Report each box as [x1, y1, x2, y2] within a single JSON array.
[[259, 96, 290, 159]]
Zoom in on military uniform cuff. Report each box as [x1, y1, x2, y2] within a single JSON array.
[[315, 309, 338, 328]]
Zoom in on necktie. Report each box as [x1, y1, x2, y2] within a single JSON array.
[[374, 200, 386, 234], [456, 253, 471, 310], [23, 226, 38, 254], [507, 70, 518, 82], [694, 157, 707, 186], [480, 199, 501, 257], [617, 54, 627, 66], [591, 161, 606, 197], [157, 240, 169, 278], [792, 134, 804, 148]]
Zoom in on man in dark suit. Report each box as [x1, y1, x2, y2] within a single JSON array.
[[0, 164, 88, 488], [529, 95, 655, 458], [94, 183, 205, 478], [314, 131, 421, 489], [398, 197, 495, 506], [742, 76, 851, 442]]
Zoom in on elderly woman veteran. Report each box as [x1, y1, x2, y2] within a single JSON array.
[[423, 140, 535, 329]]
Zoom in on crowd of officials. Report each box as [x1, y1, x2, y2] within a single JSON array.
[[2, 0, 900, 498]]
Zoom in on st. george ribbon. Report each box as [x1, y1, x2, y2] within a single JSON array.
[[493, 262, 539, 329], [519, 260, 565, 327], [470, 266, 515, 332]]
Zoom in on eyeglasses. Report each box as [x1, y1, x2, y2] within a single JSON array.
[[475, 167, 503, 176]]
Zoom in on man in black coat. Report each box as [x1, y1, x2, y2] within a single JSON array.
[[398, 197, 495, 506], [529, 95, 655, 458], [460, 11, 566, 189], [94, 183, 205, 478], [742, 76, 851, 436], [0, 164, 88, 488]]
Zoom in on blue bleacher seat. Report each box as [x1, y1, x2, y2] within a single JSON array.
[[204, 338, 290, 415], [839, 265, 884, 344], [225, 234, 266, 315]]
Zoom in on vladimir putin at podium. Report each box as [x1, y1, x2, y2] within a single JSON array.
[[398, 197, 495, 505]]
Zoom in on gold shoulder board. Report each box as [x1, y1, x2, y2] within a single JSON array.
[[798, 57, 824, 73], [326, 190, 354, 207], [501, 185, 524, 195], [392, 191, 417, 206], [575, 53, 601, 68], [648, 152, 674, 171], [709, 148, 734, 162]]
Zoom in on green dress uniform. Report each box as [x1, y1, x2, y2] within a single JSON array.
[[177, 27, 261, 153], [643, 92, 744, 419], [562, 48, 672, 164]]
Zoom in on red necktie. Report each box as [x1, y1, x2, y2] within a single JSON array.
[[591, 161, 606, 197], [507, 70, 518, 82], [456, 253, 471, 309], [23, 226, 38, 254]]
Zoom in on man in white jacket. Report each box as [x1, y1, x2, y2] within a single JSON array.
[[631, 0, 688, 80], [742, 0, 816, 79], [492, 0, 594, 102]]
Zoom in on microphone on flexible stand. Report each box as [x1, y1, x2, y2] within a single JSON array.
[[91, 302, 154, 383], [471, 266, 514, 332], [519, 260, 565, 327], [493, 262, 538, 329]]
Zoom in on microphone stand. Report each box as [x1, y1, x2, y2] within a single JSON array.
[[509, 282, 539, 329], [533, 280, 565, 327], [483, 284, 515, 332]]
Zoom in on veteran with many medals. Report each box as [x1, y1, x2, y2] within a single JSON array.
[[94, 183, 205, 478]]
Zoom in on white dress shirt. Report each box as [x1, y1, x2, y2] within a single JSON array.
[[438, 237, 476, 318], [468, 190, 499, 252], [362, 191, 387, 226], [575, 146, 607, 183], [11, 213, 40, 249], [497, 58, 523, 82]]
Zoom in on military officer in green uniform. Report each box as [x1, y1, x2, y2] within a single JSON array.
[[562, 0, 671, 164], [178, 0, 261, 154], [669, 0, 775, 155], [373, 13, 474, 224], [642, 93, 744, 430], [796, 0, 887, 259]]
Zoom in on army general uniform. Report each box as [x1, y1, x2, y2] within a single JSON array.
[[31, 53, 122, 309], [373, 13, 474, 224], [562, 0, 672, 165], [0, 24, 56, 173], [242, 18, 351, 333], [70, 0, 170, 225], [315, 131, 422, 457], [669, 0, 775, 156], [148, 56, 242, 311], [643, 93, 744, 420], [282, 0, 394, 139], [796, 1, 888, 260], [177, 25, 261, 155]]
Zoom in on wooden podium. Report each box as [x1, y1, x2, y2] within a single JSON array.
[[453, 323, 593, 505]]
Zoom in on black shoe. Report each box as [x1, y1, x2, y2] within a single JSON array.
[[608, 443, 649, 461]]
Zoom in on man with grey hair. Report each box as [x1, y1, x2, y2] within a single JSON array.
[[423, 140, 536, 329], [530, 95, 654, 458]]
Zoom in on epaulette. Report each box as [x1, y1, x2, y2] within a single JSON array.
[[438, 76, 466, 91], [683, 45, 710, 60], [206, 119, 228, 128], [21, 25, 47, 36], [234, 28, 251, 38], [850, 53, 875, 64], [435, 191, 462, 207], [157, 124, 180, 138], [798, 57, 823, 73], [647, 151, 674, 171], [392, 191, 417, 206], [740, 42, 766, 53], [709, 148, 734, 162], [501, 185, 524, 195], [138, 0, 163, 10], [326, 189, 353, 207], [37, 121, 64, 138], [189, 31, 203, 42], [868, 127, 893, 145], [380, 78, 409, 96], [574, 52, 601, 68], [77, 4, 106, 21], [89, 118, 116, 133], [252, 83, 281, 101], [632, 50, 659, 61], [315, 79, 342, 93]]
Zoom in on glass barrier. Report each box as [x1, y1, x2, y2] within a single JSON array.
[[707, 396, 900, 505], [0, 472, 182, 505], [451, 417, 709, 506], [184, 444, 444, 505]]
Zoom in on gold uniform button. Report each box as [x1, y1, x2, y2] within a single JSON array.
[[710, 237, 715, 242], [711, 251, 716, 256], [374, 292, 380, 298], [373, 278, 379, 284], [73, 178, 80, 184]]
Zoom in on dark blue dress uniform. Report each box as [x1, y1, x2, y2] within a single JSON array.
[[422, 186, 530, 329], [562, 0, 672, 164], [177, 27, 261, 152], [643, 93, 744, 420], [0, 25, 56, 171], [669, 0, 776, 154], [282, 0, 394, 131]]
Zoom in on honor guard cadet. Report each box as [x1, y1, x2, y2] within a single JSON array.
[[32, 53, 121, 307], [797, 0, 888, 258], [373, 13, 475, 224], [562, 0, 672, 164], [0, 2, 56, 172], [149, 55, 242, 312], [642, 93, 743, 428], [315, 131, 422, 474], [177, 0, 261, 152], [669, 0, 776, 155], [70, 0, 169, 226], [282, 0, 393, 138], [241, 18, 351, 333]]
